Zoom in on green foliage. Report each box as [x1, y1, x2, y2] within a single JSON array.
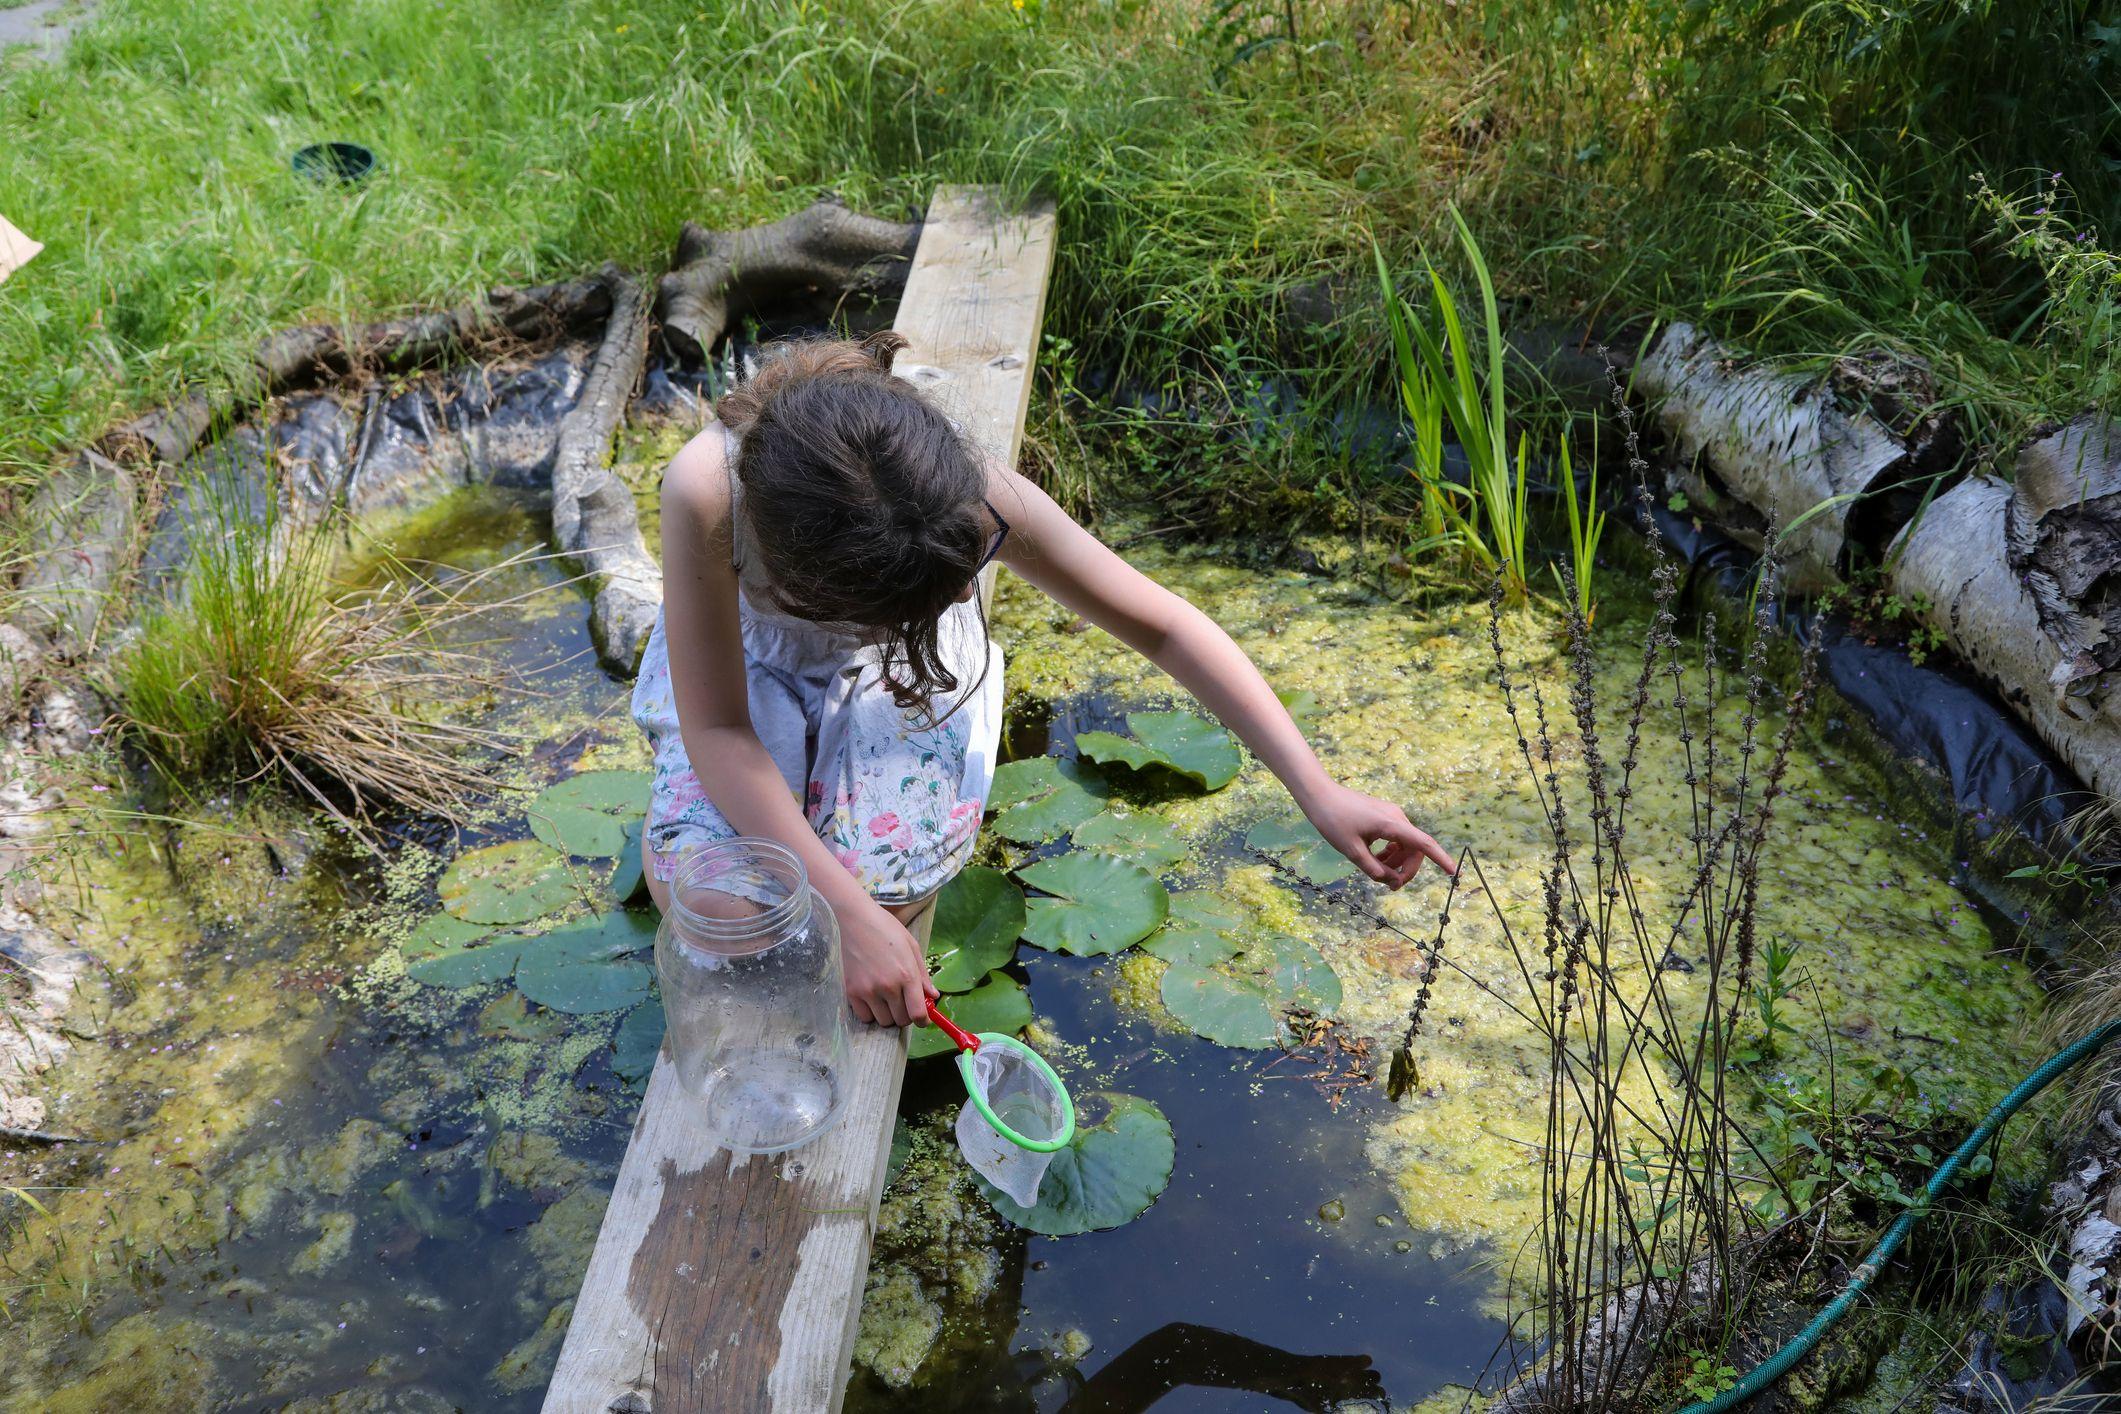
[[526, 771, 651, 859], [1142, 893, 1248, 966], [971, 1091, 1174, 1235], [1074, 709, 1242, 791], [1243, 815, 1355, 886], [1160, 961, 1279, 1047], [1071, 809, 1190, 870], [1680, 1350, 1739, 1401], [1017, 853, 1169, 956], [1377, 212, 1533, 601], [1550, 431, 1605, 622], [927, 866, 1025, 992], [512, 911, 657, 1015], [611, 999, 665, 1088], [988, 757, 1112, 844], [908, 972, 1033, 1060], [438, 840, 579, 926]]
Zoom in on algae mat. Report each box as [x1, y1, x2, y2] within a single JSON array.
[[0, 499, 2044, 1411]]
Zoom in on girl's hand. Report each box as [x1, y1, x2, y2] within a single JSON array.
[[841, 901, 939, 1029], [1302, 782, 1456, 889]]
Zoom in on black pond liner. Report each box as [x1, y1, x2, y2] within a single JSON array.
[[292, 141, 377, 185]]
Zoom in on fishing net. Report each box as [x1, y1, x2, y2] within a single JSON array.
[[952, 1033, 1075, 1206]]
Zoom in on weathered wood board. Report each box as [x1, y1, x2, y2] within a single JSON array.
[[0, 214, 42, 283], [543, 184, 1055, 1414]]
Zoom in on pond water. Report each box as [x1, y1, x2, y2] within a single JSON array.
[[0, 479, 2047, 1411]]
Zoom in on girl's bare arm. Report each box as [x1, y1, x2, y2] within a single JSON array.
[[658, 429, 935, 1026], [991, 466, 1454, 887]]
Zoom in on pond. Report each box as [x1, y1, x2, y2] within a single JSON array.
[[0, 475, 2047, 1411]]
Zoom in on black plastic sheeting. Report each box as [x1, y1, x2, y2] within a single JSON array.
[[1647, 499, 2094, 851], [138, 347, 588, 604]]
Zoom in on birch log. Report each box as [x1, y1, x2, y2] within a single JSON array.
[[1891, 429, 2121, 802], [1636, 324, 1958, 588]]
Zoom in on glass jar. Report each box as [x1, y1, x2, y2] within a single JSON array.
[[655, 838, 849, 1155]]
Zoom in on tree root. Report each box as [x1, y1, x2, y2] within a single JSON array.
[[655, 196, 920, 365], [551, 265, 661, 673]]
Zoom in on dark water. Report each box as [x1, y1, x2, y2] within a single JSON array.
[[6, 487, 1499, 1411]]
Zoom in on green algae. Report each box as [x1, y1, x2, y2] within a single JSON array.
[[985, 547, 2050, 1252]]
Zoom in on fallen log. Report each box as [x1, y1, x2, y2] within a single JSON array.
[[1636, 324, 1960, 588], [549, 267, 661, 673], [1891, 423, 2121, 802], [655, 196, 922, 366]]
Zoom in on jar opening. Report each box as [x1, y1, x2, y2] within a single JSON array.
[[668, 838, 813, 955]]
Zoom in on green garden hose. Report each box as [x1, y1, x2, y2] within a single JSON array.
[[1677, 1016, 2121, 1414]]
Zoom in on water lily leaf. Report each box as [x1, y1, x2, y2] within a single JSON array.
[[521, 909, 658, 965], [403, 913, 532, 987], [989, 757, 1112, 843], [478, 991, 567, 1042], [528, 769, 650, 858], [1072, 809, 1189, 869], [1160, 961, 1280, 1048], [1017, 854, 1168, 956], [439, 840, 579, 925], [1238, 932, 1343, 1015], [1244, 815, 1357, 886], [606, 821, 648, 906], [928, 866, 1024, 992], [909, 971, 1032, 1059], [611, 997, 664, 1086], [1141, 892, 1248, 966], [974, 1091, 1174, 1235], [1076, 710, 1242, 792], [514, 951, 652, 1015], [1276, 687, 1321, 730]]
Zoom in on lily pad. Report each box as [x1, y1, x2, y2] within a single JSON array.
[[1160, 961, 1279, 1048], [478, 991, 567, 1042], [606, 821, 648, 907], [528, 769, 650, 858], [402, 913, 533, 987], [989, 757, 1112, 843], [928, 866, 1025, 992], [439, 840, 579, 925], [513, 909, 657, 1014], [1247, 932, 1342, 1014], [611, 998, 664, 1086], [1244, 815, 1358, 886], [909, 972, 1033, 1060], [1072, 809, 1189, 869], [1075, 710, 1241, 792], [973, 1091, 1174, 1235], [1017, 854, 1168, 956], [515, 952, 652, 1015], [1276, 687, 1321, 730], [1141, 893, 1248, 966]]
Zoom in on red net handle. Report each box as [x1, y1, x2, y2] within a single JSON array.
[[925, 998, 981, 1054]]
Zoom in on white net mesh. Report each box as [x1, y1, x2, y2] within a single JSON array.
[[954, 1038, 1069, 1207]]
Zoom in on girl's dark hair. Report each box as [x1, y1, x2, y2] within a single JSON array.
[[717, 331, 992, 715]]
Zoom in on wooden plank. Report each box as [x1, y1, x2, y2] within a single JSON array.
[[0, 214, 42, 284], [891, 183, 1058, 472], [544, 187, 1055, 1414]]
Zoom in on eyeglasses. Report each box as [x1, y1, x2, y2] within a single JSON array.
[[973, 499, 1010, 574]]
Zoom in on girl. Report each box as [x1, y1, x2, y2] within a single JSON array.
[[632, 332, 1456, 1030]]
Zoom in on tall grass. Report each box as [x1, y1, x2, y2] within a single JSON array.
[[1, 0, 2109, 522], [109, 469, 507, 832]]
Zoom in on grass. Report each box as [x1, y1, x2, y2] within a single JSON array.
[[2, 0, 2113, 531], [106, 465, 509, 834]]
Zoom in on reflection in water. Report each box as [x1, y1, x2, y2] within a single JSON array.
[[1061, 1323, 1384, 1413]]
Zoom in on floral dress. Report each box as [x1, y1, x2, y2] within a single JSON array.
[[630, 425, 1002, 904]]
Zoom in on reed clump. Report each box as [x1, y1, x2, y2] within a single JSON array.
[[108, 473, 513, 834]]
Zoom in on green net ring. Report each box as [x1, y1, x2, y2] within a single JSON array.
[[957, 1033, 1076, 1153]]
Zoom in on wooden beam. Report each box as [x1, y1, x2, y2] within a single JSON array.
[[0, 214, 42, 284], [543, 186, 1056, 1414]]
